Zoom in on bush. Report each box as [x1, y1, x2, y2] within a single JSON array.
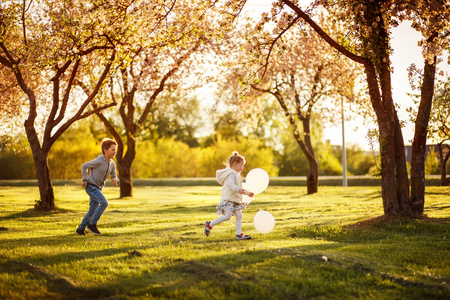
[[132, 135, 278, 178], [319, 149, 342, 175], [202, 135, 278, 177], [333, 144, 376, 175], [425, 148, 440, 175], [133, 138, 202, 178], [48, 122, 101, 179], [0, 135, 35, 179]]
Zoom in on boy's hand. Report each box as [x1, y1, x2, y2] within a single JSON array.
[[112, 179, 118, 186], [82, 181, 87, 188]]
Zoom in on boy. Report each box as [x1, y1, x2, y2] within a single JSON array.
[[76, 138, 119, 235]]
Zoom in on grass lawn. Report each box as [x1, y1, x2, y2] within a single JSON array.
[[0, 183, 449, 299]]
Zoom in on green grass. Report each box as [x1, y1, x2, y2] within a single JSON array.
[[0, 176, 443, 187], [0, 184, 449, 299]]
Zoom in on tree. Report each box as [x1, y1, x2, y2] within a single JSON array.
[[143, 96, 204, 148], [230, 0, 449, 217], [288, 0, 449, 215], [429, 78, 450, 185], [247, 18, 364, 194], [82, 0, 217, 197], [410, 77, 450, 185], [0, 0, 129, 210], [275, 114, 344, 176]]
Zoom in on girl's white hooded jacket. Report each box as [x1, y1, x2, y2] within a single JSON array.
[[216, 168, 243, 204]]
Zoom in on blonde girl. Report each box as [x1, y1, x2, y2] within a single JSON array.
[[204, 151, 254, 240]]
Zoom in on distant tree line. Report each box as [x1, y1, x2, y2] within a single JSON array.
[[1, 116, 380, 180]]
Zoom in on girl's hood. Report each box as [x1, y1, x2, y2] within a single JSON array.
[[216, 168, 239, 185]]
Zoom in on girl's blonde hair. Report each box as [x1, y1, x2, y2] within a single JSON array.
[[226, 151, 245, 168]]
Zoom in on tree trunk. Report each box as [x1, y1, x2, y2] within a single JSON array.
[[118, 159, 133, 198], [378, 119, 399, 216], [410, 58, 436, 215], [306, 159, 318, 194], [438, 143, 450, 186], [116, 134, 136, 198], [365, 59, 401, 216], [25, 121, 55, 211], [33, 151, 55, 211], [394, 112, 410, 213], [300, 117, 318, 194], [304, 118, 318, 194]]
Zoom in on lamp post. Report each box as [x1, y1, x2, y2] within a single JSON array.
[[342, 97, 347, 187]]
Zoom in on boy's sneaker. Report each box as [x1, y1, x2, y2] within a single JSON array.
[[76, 228, 86, 236], [236, 233, 251, 240], [204, 221, 212, 236], [87, 224, 101, 235]]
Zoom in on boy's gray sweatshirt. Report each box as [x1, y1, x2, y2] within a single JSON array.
[[81, 154, 118, 190]]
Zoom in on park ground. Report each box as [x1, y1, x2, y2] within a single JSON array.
[[0, 178, 449, 299]]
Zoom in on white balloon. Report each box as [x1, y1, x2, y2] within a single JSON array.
[[245, 168, 269, 195], [254, 210, 275, 234]]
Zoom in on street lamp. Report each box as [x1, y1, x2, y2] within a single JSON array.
[[342, 97, 347, 187]]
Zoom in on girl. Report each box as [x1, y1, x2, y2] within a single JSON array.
[[205, 151, 254, 240]]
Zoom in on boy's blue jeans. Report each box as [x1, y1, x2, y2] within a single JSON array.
[[78, 184, 109, 230]]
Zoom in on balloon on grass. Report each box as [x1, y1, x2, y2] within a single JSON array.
[[254, 210, 275, 234], [245, 168, 269, 195]]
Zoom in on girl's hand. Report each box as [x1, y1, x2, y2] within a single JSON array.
[[112, 179, 118, 186], [239, 189, 254, 197], [82, 181, 87, 188]]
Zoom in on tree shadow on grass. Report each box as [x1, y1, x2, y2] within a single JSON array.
[[2, 207, 78, 220], [345, 214, 450, 230], [4, 217, 449, 300], [3, 212, 449, 299], [363, 190, 383, 200], [424, 204, 450, 211], [5, 244, 345, 299], [0, 259, 117, 300], [290, 214, 450, 241], [68, 238, 448, 299]]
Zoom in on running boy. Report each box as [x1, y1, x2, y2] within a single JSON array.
[[76, 138, 119, 235]]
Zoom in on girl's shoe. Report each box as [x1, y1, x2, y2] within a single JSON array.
[[204, 221, 212, 236], [236, 233, 251, 240]]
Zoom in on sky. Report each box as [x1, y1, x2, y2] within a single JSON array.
[[242, 0, 450, 150]]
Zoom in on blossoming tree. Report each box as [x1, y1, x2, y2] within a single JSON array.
[[243, 15, 365, 194], [235, 0, 449, 216], [0, 0, 127, 210]]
